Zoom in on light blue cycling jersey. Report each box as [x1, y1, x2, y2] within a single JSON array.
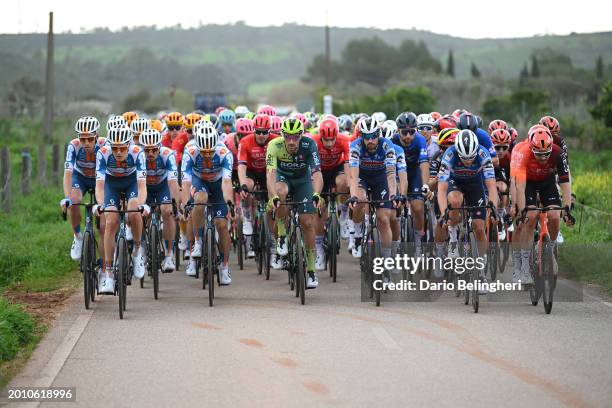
[[181, 141, 233, 183], [437, 145, 495, 183]]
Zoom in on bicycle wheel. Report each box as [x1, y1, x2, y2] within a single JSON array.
[[151, 225, 160, 300], [372, 226, 382, 307], [296, 226, 306, 305], [263, 217, 271, 280], [81, 230, 93, 309], [462, 233, 470, 306], [174, 222, 181, 270], [117, 237, 128, 319], [487, 218, 499, 282], [237, 217, 244, 271], [207, 226, 215, 307], [469, 231, 479, 313], [541, 237, 555, 314], [330, 208, 338, 282], [529, 244, 540, 306]]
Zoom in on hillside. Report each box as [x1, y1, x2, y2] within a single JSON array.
[[1, 23, 610, 105]]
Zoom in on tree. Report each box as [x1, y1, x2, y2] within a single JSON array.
[[596, 55, 604, 80], [446, 50, 455, 77], [340, 37, 400, 86], [590, 81, 612, 127], [470, 63, 481, 78], [519, 63, 530, 87], [6, 76, 44, 116], [531, 55, 540, 78]]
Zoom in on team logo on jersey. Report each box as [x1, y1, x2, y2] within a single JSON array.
[[479, 150, 487, 159]]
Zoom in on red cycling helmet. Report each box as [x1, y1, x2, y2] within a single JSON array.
[[258, 105, 277, 116], [508, 127, 518, 143], [488, 119, 508, 134], [270, 116, 282, 133], [435, 116, 457, 132], [538, 116, 560, 136], [292, 113, 307, 127], [528, 125, 553, 152], [253, 114, 271, 131], [430, 112, 442, 121], [235, 118, 254, 135], [491, 129, 512, 145], [451, 109, 468, 120], [215, 106, 228, 116], [319, 118, 339, 140]]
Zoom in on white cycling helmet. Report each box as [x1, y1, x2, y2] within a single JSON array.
[[358, 117, 381, 136], [194, 120, 219, 150], [106, 115, 127, 132], [107, 126, 132, 145], [130, 117, 150, 134], [417, 113, 435, 127], [455, 129, 479, 160], [382, 120, 398, 139], [371, 112, 387, 123], [75, 116, 100, 134], [140, 129, 162, 147], [235, 106, 249, 118]]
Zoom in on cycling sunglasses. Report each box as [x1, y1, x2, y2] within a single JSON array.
[[400, 128, 417, 136], [111, 145, 128, 153], [532, 149, 552, 159], [168, 125, 181, 131], [417, 125, 433, 132], [144, 147, 159, 154], [282, 132, 302, 141], [78, 135, 96, 143], [362, 131, 379, 140], [254, 129, 270, 136], [495, 145, 509, 151]]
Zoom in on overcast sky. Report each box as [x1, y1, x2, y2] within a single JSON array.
[[3, 0, 612, 39]]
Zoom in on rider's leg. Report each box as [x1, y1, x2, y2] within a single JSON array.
[[547, 209, 561, 241], [214, 217, 230, 267], [275, 181, 289, 236], [300, 213, 317, 273], [68, 188, 83, 236], [192, 191, 208, 242], [103, 211, 119, 270], [161, 203, 175, 257], [127, 199, 143, 248]]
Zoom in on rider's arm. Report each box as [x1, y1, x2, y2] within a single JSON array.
[[437, 181, 448, 215], [265, 142, 277, 198], [95, 150, 106, 205], [312, 171, 323, 194], [221, 152, 234, 204], [63, 169, 73, 197], [481, 150, 498, 207], [417, 138, 430, 185], [63, 142, 76, 197], [135, 151, 147, 206], [180, 150, 193, 205]]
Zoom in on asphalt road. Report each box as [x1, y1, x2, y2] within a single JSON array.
[[3, 245, 612, 408]]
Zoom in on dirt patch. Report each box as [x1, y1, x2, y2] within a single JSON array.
[[2, 284, 77, 327]]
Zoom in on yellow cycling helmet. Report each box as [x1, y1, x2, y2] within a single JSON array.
[[150, 119, 164, 133], [184, 113, 203, 130], [165, 111, 184, 127], [122, 111, 139, 126]]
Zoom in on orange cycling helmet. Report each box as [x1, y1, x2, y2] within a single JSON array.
[[319, 118, 339, 140], [166, 112, 184, 127], [184, 113, 203, 130], [528, 125, 553, 152], [430, 111, 442, 121], [538, 116, 560, 136], [491, 129, 511, 146], [122, 111, 139, 126], [150, 119, 164, 132], [488, 119, 508, 134]]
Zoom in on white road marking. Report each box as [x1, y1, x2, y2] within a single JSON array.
[[371, 328, 401, 351]]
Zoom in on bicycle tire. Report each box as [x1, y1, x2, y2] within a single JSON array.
[[263, 216, 271, 280], [462, 232, 470, 306], [542, 237, 555, 314], [174, 223, 181, 270], [296, 226, 306, 305], [81, 230, 93, 309], [151, 224, 160, 300], [117, 237, 127, 319], [373, 226, 382, 307], [469, 231, 479, 313], [207, 226, 215, 307], [256, 216, 263, 275], [237, 217, 244, 271], [529, 244, 540, 306], [330, 208, 338, 282], [487, 218, 499, 282]]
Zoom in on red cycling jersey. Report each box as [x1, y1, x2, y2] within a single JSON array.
[[311, 133, 350, 171], [224, 133, 239, 170], [171, 131, 190, 164], [161, 132, 172, 149], [237, 133, 279, 173], [510, 142, 569, 183]]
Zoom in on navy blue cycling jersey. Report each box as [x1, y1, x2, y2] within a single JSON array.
[[475, 128, 497, 158], [438, 145, 495, 183], [391, 133, 428, 170], [349, 138, 396, 178]]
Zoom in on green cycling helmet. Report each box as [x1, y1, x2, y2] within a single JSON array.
[[281, 118, 304, 135], [244, 112, 255, 120]]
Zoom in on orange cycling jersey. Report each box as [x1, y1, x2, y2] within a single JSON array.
[[311, 133, 350, 171], [161, 132, 172, 149], [237, 133, 279, 173], [224, 133, 239, 170], [510, 142, 569, 183], [171, 131, 189, 164]]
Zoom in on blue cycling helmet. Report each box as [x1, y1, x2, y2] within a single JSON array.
[[219, 109, 236, 125]]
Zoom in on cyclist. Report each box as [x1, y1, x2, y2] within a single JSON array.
[[270, 116, 282, 137], [225, 117, 254, 187], [437, 129, 499, 292], [266, 118, 323, 289], [428, 128, 459, 278], [140, 129, 180, 272], [511, 125, 574, 284], [391, 112, 430, 256], [382, 120, 408, 271], [61, 116, 107, 262], [338, 115, 353, 135], [94, 126, 148, 294], [130, 118, 150, 146], [312, 117, 351, 270], [417, 113, 439, 160], [238, 114, 278, 260], [491, 129, 513, 216], [161, 112, 185, 149], [219, 109, 236, 135], [106, 115, 127, 131], [175, 113, 201, 163], [122, 111, 139, 126], [181, 121, 235, 285], [258, 105, 277, 117], [457, 113, 498, 166], [488, 119, 508, 135], [346, 117, 397, 281], [430, 112, 442, 122]]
